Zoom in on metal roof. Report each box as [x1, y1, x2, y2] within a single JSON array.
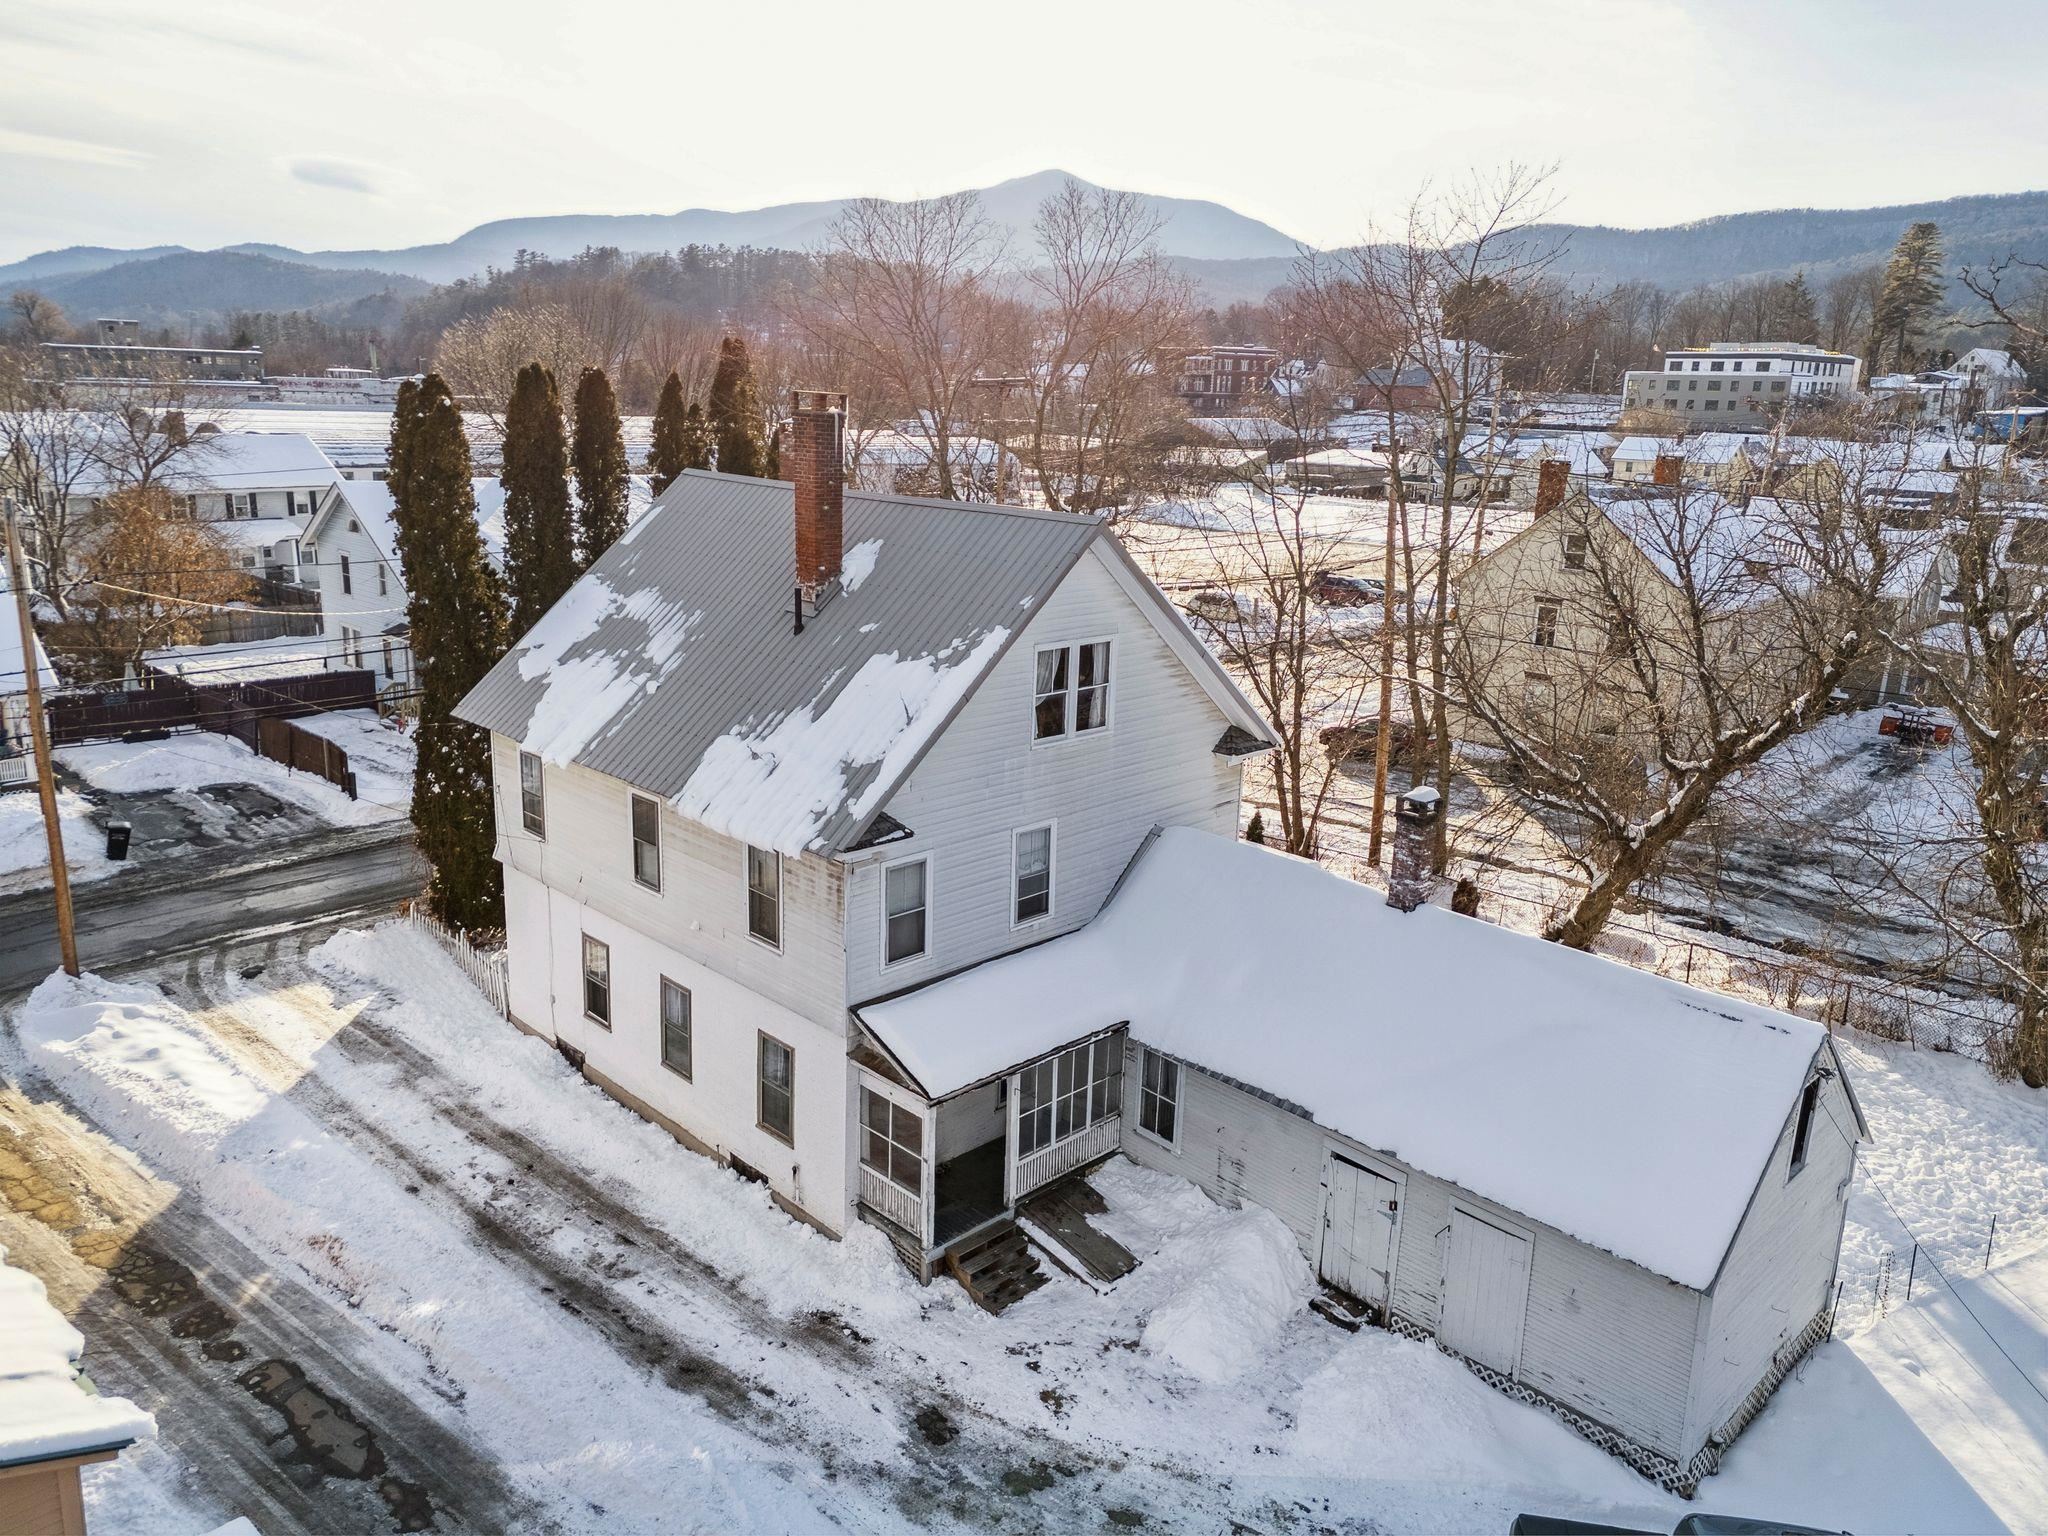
[[455, 470, 1105, 855]]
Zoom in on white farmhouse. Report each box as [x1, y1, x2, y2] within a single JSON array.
[[454, 392, 1864, 1492]]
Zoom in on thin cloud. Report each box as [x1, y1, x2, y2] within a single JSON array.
[[0, 126, 148, 171], [289, 158, 381, 196]]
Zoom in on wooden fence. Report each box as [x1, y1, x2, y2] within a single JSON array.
[[403, 900, 510, 1018], [255, 715, 356, 799], [46, 668, 376, 749]]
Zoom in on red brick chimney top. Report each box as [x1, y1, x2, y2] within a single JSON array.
[[790, 390, 847, 604]]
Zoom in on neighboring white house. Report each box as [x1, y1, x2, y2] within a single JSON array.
[[0, 567, 58, 788], [304, 473, 651, 697], [453, 395, 1865, 1493]]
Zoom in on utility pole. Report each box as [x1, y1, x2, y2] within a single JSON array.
[[4, 495, 78, 976]]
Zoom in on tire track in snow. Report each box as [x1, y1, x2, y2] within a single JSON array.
[[166, 936, 1263, 1533]]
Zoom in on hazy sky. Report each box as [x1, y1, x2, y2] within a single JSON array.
[[4, 0, 2044, 263]]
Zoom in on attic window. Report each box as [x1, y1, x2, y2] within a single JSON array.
[[1562, 532, 1589, 571], [1789, 1076, 1822, 1174], [1033, 641, 1112, 741]]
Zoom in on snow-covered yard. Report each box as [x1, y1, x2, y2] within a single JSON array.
[[4, 919, 2044, 1533], [0, 784, 122, 894], [59, 712, 413, 826]]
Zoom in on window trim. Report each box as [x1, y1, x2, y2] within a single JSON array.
[[1010, 822, 1055, 929], [659, 976, 692, 1081], [630, 793, 662, 892], [880, 852, 930, 969], [518, 750, 546, 839], [757, 1030, 795, 1146], [581, 933, 611, 1029], [746, 845, 783, 952], [1029, 637, 1115, 746], [1135, 1045, 1182, 1152], [1532, 599, 1562, 649]]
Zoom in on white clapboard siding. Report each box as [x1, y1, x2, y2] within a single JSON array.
[[1681, 1062, 1858, 1458], [1121, 1041, 1708, 1459], [491, 735, 849, 1031], [845, 545, 1242, 1006], [1440, 1209, 1531, 1374]]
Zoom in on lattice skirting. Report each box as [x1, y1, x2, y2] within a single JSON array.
[[1379, 1305, 1832, 1496], [856, 1203, 929, 1283]]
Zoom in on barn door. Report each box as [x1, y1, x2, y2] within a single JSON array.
[[1319, 1155, 1398, 1310], [1438, 1208, 1530, 1376]]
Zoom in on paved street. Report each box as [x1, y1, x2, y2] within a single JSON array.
[[0, 821, 424, 996]]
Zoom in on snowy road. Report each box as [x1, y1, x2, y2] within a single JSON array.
[[0, 821, 422, 995]]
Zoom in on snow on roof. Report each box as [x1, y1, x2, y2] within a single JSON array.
[[456, 471, 1110, 856], [1614, 435, 1680, 463], [143, 635, 336, 685], [65, 431, 341, 498], [858, 828, 1832, 1288], [331, 474, 651, 578], [0, 1244, 154, 1468]]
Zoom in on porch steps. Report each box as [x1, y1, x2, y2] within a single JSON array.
[[944, 1221, 1047, 1314], [1016, 1175, 1138, 1288]]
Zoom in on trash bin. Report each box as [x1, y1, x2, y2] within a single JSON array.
[[105, 820, 132, 861]]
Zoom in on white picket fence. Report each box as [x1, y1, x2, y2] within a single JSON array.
[[402, 900, 510, 1018]]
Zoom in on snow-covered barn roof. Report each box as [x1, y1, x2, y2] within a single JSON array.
[[457, 470, 1271, 857], [857, 827, 1848, 1290], [0, 1243, 153, 1469]]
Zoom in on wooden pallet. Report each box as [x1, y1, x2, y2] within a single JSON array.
[[944, 1221, 1047, 1314]]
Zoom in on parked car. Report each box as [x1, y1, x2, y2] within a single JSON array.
[[1312, 570, 1386, 607], [1181, 589, 1257, 626], [1319, 719, 1432, 761]]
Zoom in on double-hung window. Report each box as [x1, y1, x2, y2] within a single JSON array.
[[340, 554, 352, 594], [581, 934, 610, 1026], [631, 794, 661, 890], [1016, 1035, 1122, 1158], [1562, 532, 1589, 571], [860, 1088, 923, 1193], [747, 846, 781, 948], [1138, 1048, 1181, 1147], [1032, 641, 1112, 741], [758, 1033, 795, 1143], [660, 978, 691, 1078], [1013, 826, 1052, 925], [519, 750, 545, 837], [1532, 600, 1561, 649], [883, 857, 928, 965]]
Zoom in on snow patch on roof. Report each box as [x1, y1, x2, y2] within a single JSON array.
[[513, 578, 700, 766], [841, 539, 883, 593], [676, 627, 1009, 856]]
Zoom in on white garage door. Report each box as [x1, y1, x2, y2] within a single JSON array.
[[1320, 1155, 1398, 1310], [1439, 1208, 1531, 1376]]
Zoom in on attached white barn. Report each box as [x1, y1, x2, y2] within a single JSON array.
[[858, 804, 1866, 1492]]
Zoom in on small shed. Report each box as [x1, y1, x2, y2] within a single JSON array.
[[0, 1245, 154, 1534], [859, 822, 1868, 1492]]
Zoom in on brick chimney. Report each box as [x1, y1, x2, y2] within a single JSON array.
[[1652, 451, 1683, 487], [1533, 457, 1571, 517], [1385, 785, 1441, 912], [789, 389, 847, 614]]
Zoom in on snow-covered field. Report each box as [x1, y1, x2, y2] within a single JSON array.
[[59, 712, 413, 826], [4, 918, 2044, 1533]]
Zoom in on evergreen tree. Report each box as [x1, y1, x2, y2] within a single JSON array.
[[705, 335, 765, 477], [1871, 222, 1946, 371], [1245, 809, 1266, 845], [648, 370, 689, 495], [764, 424, 783, 480], [1772, 272, 1820, 346], [681, 401, 712, 469], [570, 366, 630, 568], [500, 361, 578, 634], [392, 375, 510, 933]]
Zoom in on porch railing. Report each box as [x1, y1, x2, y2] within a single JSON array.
[[1012, 1113, 1119, 1201], [858, 1163, 923, 1237]]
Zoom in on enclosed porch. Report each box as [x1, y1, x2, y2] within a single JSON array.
[[850, 1027, 1127, 1286]]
